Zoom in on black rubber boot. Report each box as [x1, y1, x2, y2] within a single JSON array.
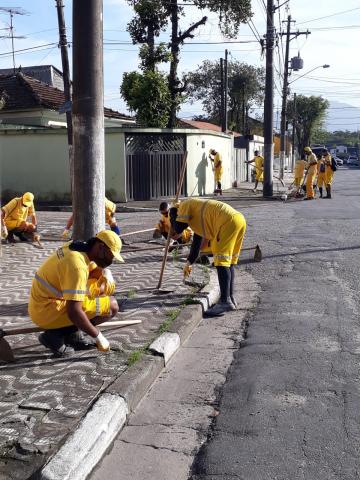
[[65, 330, 96, 350], [7, 231, 16, 243], [325, 186, 331, 198], [319, 187, 323, 198], [39, 328, 75, 357]]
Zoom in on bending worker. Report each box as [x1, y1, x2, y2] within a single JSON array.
[[209, 148, 223, 195], [153, 201, 192, 244], [62, 197, 120, 240], [323, 148, 335, 199], [170, 198, 246, 317], [303, 146, 318, 200], [245, 150, 264, 193], [1, 192, 37, 243], [28, 230, 123, 357]]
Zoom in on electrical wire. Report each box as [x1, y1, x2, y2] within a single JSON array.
[[297, 7, 360, 25]]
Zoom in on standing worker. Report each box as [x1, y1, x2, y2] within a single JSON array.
[[303, 147, 318, 201], [323, 148, 335, 199], [28, 230, 123, 357], [1, 192, 37, 243], [209, 148, 223, 195], [293, 156, 307, 193], [170, 198, 246, 316], [316, 153, 326, 198], [62, 197, 121, 240], [245, 150, 264, 193]]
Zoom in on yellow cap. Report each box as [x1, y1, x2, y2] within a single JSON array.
[[96, 230, 124, 263], [22, 192, 34, 207], [304, 146, 312, 153]]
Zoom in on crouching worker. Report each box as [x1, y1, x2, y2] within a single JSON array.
[[153, 201, 192, 244], [62, 197, 121, 240], [170, 198, 246, 317], [1, 192, 37, 243], [28, 230, 123, 357]]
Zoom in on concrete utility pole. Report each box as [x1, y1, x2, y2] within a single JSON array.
[[55, 0, 73, 191], [291, 92, 297, 170], [279, 21, 310, 179], [72, 0, 105, 240], [224, 49, 228, 133], [263, 0, 275, 197], [220, 58, 224, 132]]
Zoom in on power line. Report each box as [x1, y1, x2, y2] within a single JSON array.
[[297, 7, 360, 25]]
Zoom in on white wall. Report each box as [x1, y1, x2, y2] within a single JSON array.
[[186, 131, 233, 196]]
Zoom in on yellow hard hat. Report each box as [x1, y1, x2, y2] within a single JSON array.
[[96, 230, 124, 263], [22, 192, 34, 207], [304, 146, 312, 153]]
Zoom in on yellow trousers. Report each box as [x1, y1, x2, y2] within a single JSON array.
[[306, 172, 316, 199], [213, 213, 246, 267], [317, 173, 326, 188]]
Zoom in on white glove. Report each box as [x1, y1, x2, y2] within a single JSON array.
[[103, 268, 115, 284], [61, 228, 70, 240], [95, 331, 110, 352], [101, 268, 116, 295], [183, 261, 192, 279], [1, 225, 8, 238]]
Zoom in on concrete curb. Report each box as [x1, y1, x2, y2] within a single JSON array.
[[39, 270, 220, 480]]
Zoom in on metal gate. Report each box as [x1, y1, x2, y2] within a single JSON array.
[[125, 133, 186, 201]]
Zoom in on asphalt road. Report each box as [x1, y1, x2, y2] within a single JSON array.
[[92, 167, 360, 480], [192, 167, 360, 479]]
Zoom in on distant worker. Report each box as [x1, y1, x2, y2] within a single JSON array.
[[1, 192, 37, 243], [28, 230, 123, 357], [170, 198, 246, 316], [209, 148, 223, 195], [294, 157, 307, 192], [153, 202, 192, 244], [245, 150, 264, 193], [323, 148, 335, 199], [303, 147, 318, 200], [316, 153, 326, 198], [62, 197, 120, 240]]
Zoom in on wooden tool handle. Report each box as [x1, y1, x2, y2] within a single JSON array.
[[157, 151, 188, 289], [121, 228, 154, 238], [1, 320, 142, 337]]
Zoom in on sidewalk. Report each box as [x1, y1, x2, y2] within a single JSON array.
[[0, 211, 213, 480]]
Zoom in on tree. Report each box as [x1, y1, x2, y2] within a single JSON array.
[[287, 95, 329, 154], [186, 60, 265, 132], [121, 70, 171, 127]]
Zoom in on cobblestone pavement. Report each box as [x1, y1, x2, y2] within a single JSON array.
[[0, 211, 209, 479]]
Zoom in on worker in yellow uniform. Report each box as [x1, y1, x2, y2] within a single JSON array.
[[245, 150, 264, 193], [316, 153, 326, 198], [209, 148, 223, 195], [61, 197, 121, 240], [1, 192, 37, 243], [294, 157, 307, 192], [303, 147, 318, 200], [28, 230, 123, 357], [153, 201, 192, 244], [170, 198, 246, 316], [323, 148, 335, 199]]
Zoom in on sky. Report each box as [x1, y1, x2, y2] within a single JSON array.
[[0, 0, 360, 131]]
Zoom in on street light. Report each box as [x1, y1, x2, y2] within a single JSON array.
[[288, 64, 330, 85]]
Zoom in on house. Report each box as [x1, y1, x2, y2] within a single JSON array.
[[0, 65, 65, 90], [0, 73, 135, 128]]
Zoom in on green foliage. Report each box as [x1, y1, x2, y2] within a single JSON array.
[[287, 95, 329, 153], [121, 70, 171, 127], [313, 129, 360, 147], [159, 308, 181, 334], [186, 60, 265, 132], [127, 349, 143, 366]]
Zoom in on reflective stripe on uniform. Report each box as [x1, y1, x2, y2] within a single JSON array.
[[34, 273, 62, 298], [200, 200, 209, 239], [63, 289, 87, 295], [96, 297, 100, 316]]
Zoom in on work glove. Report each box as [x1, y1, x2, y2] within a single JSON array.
[[183, 261, 192, 279], [171, 200, 180, 209], [1, 225, 8, 239], [61, 228, 70, 240], [95, 331, 110, 353]]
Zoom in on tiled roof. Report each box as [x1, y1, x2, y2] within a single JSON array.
[[0, 73, 133, 120], [179, 118, 241, 137]]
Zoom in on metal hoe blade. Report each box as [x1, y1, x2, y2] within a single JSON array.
[[0, 337, 15, 363]]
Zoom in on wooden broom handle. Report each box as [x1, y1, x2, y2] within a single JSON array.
[[157, 151, 188, 289]]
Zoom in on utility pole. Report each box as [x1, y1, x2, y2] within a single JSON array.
[[263, 0, 275, 197], [220, 58, 225, 132], [291, 92, 297, 170], [72, 0, 105, 240], [279, 20, 310, 179], [224, 49, 228, 133], [55, 0, 73, 191]]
